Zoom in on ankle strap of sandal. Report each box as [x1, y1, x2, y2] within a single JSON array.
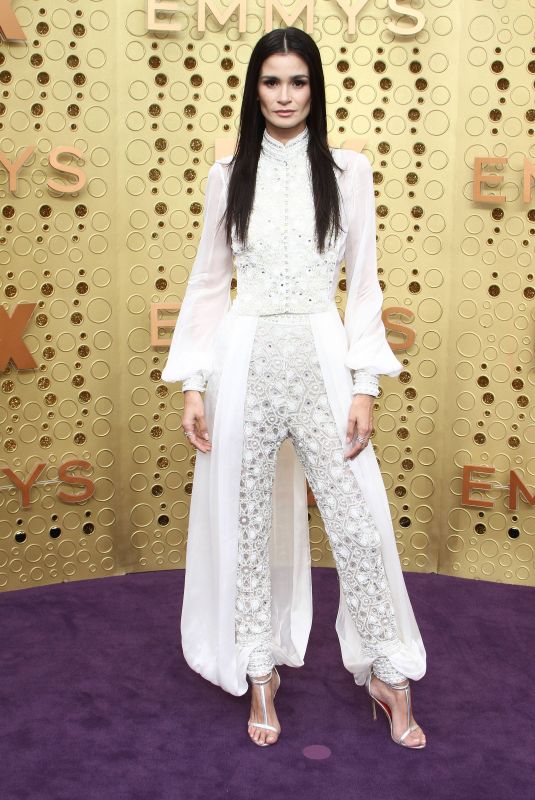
[[371, 670, 410, 690], [249, 672, 273, 685]]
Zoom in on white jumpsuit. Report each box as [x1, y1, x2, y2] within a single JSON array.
[[162, 125, 427, 696]]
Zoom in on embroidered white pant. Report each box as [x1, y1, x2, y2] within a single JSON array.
[[234, 313, 407, 686]]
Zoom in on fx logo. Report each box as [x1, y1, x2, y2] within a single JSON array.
[[0, 0, 26, 41]]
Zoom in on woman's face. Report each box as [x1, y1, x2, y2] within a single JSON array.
[[257, 52, 311, 139]]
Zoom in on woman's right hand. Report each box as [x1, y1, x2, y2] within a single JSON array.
[[182, 391, 212, 453]]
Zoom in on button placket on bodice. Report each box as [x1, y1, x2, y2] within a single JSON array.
[[282, 151, 289, 309]]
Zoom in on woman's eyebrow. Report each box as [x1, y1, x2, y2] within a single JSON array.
[[259, 74, 309, 79]]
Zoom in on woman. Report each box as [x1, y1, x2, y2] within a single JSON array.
[[162, 27, 427, 749]]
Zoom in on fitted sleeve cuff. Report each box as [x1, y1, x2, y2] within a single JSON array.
[[351, 369, 380, 397], [182, 370, 208, 393]]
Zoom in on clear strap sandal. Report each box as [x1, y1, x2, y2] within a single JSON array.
[[247, 666, 281, 747], [365, 670, 426, 749]]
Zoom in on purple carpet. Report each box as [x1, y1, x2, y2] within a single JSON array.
[[1, 568, 532, 800]]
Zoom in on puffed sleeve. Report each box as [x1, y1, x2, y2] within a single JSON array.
[[161, 161, 233, 385], [343, 152, 403, 378]]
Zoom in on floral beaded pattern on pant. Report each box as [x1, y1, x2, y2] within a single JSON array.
[[234, 313, 407, 685]]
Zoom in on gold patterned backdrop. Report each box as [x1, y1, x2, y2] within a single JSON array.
[[0, 0, 533, 593]]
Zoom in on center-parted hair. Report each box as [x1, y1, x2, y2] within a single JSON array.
[[221, 27, 346, 255]]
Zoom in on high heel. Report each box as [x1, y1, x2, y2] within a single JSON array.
[[365, 669, 426, 749], [247, 666, 281, 747]]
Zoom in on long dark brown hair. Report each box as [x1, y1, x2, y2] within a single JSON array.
[[222, 27, 346, 255]]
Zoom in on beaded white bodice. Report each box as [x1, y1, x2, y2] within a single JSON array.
[[229, 126, 344, 315]]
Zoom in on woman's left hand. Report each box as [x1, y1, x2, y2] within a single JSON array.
[[344, 394, 374, 460]]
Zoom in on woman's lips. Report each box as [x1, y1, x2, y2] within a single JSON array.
[[275, 110, 295, 115]]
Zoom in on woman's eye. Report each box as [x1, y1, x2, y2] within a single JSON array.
[[263, 80, 307, 87]]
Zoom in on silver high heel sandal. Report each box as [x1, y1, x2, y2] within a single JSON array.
[[247, 666, 281, 747], [365, 669, 426, 749]]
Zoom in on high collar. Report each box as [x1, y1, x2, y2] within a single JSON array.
[[260, 125, 309, 162]]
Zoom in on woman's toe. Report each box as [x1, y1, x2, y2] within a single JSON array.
[[414, 729, 426, 746]]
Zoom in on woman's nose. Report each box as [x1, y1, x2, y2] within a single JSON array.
[[279, 85, 290, 101]]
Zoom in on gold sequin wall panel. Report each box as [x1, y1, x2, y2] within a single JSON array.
[[0, 1, 533, 593]]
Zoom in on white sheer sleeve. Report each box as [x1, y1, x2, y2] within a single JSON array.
[[343, 152, 403, 379], [161, 161, 233, 385]]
